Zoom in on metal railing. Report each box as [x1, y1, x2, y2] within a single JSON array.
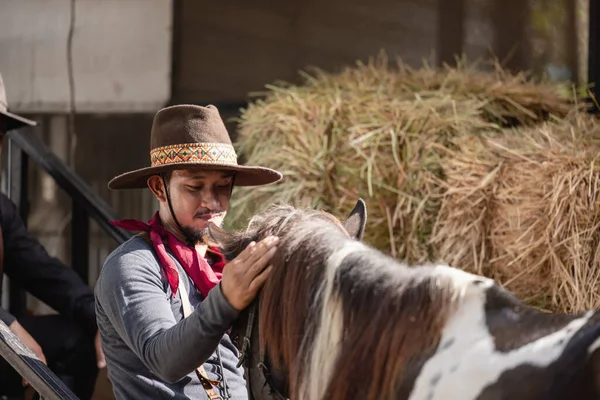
[[0, 320, 78, 400], [1, 127, 130, 399]]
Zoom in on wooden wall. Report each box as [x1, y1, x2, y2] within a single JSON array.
[[172, 0, 439, 104]]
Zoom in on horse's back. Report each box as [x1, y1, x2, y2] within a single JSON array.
[[408, 274, 600, 400]]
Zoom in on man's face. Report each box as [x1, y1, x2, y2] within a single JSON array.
[[155, 168, 234, 242]]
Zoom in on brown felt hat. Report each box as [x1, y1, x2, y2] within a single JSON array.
[[0, 72, 37, 131], [108, 104, 283, 190]]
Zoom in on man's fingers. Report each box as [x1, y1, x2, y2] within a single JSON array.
[[235, 241, 256, 262], [221, 236, 279, 310], [243, 237, 278, 266], [246, 246, 278, 276], [249, 265, 273, 291], [233, 237, 279, 269]]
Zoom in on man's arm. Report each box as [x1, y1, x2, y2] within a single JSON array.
[[0, 194, 96, 335], [95, 247, 239, 383]]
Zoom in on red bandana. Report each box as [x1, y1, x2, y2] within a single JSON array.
[[110, 212, 226, 299]]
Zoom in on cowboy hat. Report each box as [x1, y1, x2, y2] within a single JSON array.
[[0, 72, 37, 131], [108, 104, 283, 190]]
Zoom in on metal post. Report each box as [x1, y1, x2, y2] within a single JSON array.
[[8, 138, 28, 317], [7, 136, 12, 198], [71, 202, 89, 285]]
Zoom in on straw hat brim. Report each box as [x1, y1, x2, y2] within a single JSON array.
[[108, 162, 283, 190], [0, 109, 37, 131]]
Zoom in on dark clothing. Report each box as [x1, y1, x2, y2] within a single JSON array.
[[0, 315, 98, 400], [0, 193, 96, 334], [0, 193, 98, 399]]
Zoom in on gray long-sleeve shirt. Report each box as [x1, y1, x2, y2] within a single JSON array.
[[94, 235, 248, 399]]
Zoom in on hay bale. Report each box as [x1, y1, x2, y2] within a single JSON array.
[[431, 115, 600, 311], [226, 55, 598, 312]]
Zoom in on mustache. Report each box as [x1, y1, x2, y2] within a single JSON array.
[[195, 210, 225, 218]]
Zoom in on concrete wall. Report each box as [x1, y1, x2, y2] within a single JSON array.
[[0, 0, 172, 113]]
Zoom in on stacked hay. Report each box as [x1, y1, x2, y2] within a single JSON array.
[[226, 55, 600, 313], [432, 117, 600, 311]]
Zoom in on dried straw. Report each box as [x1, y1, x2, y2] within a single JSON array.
[[226, 54, 599, 312], [432, 114, 600, 312]]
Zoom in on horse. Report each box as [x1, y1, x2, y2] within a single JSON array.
[[206, 199, 600, 400]]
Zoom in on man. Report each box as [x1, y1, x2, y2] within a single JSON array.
[[95, 104, 283, 399], [0, 73, 104, 399]]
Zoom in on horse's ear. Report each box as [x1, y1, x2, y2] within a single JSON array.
[[342, 198, 367, 240], [204, 222, 233, 248]]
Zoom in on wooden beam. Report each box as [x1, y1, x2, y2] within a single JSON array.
[[589, 0, 600, 112], [492, 0, 531, 73], [565, 0, 579, 85], [437, 0, 465, 66]]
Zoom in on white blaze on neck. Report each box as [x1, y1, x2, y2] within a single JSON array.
[[409, 265, 593, 400], [299, 240, 366, 400]]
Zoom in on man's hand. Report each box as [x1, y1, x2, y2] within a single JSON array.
[[9, 320, 46, 364], [95, 331, 106, 369], [9, 320, 47, 387], [220, 235, 279, 311]]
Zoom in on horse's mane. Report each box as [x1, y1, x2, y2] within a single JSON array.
[[216, 204, 464, 400], [217, 204, 348, 256]]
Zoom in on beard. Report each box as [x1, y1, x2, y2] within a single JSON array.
[[180, 225, 208, 244], [176, 210, 225, 244]]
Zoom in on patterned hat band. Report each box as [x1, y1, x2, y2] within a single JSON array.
[[150, 142, 239, 167]]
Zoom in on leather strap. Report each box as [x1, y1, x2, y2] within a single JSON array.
[[179, 274, 224, 400], [137, 232, 223, 399]]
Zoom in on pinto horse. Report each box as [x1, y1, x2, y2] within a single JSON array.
[[206, 199, 600, 400]]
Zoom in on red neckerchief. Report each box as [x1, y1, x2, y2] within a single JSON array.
[[110, 212, 226, 299]]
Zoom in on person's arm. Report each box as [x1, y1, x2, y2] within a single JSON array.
[[95, 247, 239, 383], [0, 194, 96, 335]]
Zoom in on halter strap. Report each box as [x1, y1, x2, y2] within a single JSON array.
[[236, 299, 288, 400], [178, 271, 226, 400]]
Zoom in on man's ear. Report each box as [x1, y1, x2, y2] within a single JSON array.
[[147, 175, 167, 202], [342, 198, 368, 240]]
